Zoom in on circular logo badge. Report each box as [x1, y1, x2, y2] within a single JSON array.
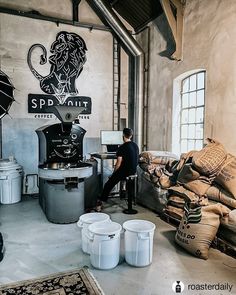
[[172, 281, 185, 293]]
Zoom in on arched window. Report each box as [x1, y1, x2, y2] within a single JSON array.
[[172, 70, 206, 156]]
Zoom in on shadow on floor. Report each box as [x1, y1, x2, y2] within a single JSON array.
[[160, 229, 191, 258]]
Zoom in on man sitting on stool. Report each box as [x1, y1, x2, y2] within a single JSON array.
[[96, 128, 139, 212]]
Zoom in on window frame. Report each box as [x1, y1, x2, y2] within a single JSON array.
[[172, 69, 206, 156], [180, 71, 206, 152]]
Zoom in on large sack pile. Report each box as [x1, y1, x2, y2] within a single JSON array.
[[138, 139, 236, 258]]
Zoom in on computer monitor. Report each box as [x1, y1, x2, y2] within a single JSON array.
[[100, 130, 123, 152]]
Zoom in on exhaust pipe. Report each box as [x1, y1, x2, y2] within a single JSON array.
[[87, 0, 144, 150]]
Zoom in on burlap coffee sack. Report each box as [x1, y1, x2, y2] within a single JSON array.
[[168, 195, 185, 204], [192, 138, 227, 176], [167, 195, 208, 208], [155, 166, 172, 178], [177, 163, 200, 182], [165, 205, 184, 220], [206, 185, 236, 209], [182, 179, 211, 196], [168, 185, 199, 203], [198, 196, 209, 206], [221, 209, 236, 233], [139, 152, 152, 164], [177, 163, 211, 195], [139, 162, 157, 174], [151, 156, 175, 165], [215, 153, 236, 198], [159, 174, 173, 189], [155, 166, 163, 178], [175, 150, 198, 171], [139, 151, 178, 165], [168, 195, 185, 208], [175, 203, 230, 259]]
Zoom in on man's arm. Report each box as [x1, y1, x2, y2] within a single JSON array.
[[114, 156, 122, 172]]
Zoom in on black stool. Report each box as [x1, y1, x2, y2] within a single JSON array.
[[122, 174, 138, 215]]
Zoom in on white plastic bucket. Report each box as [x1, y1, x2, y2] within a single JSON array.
[[77, 212, 110, 254], [88, 221, 122, 270], [0, 158, 23, 204], [123, 219, 156, 267]]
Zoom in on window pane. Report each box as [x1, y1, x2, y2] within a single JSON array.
[[188, 140, 195, 150], [197, 72, 205, 89], [197, 90, 204, 106], [189, 92, 196, 107], [190, 75, 196, 91], [188, 108, 196, 123], [181, 109, 188, 123], [181, 125, 188, 138], [196, 123, 203, 139], [181, 140, 188, 153], [179, 72, 205, 154], [196, 140, 203, 150], [188, 125, 195, 139], [182, 93, 188, 108], [196, 107, 204, 123], [182, 78, 189, 93]]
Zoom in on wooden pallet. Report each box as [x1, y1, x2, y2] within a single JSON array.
[[160, 211, 236, 259], [212, 236, 236, 259]]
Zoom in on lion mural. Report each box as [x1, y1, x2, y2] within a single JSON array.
[[27, 31, 87, 104]]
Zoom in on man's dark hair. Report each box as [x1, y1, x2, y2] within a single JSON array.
[[123, 128, 133, 138]]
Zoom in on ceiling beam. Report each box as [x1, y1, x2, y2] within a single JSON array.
[[160, 0, 184, 61], [0, 6, 110, 31]]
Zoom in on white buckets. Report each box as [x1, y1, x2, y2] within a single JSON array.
[[123, 219, 156, 267], [88, 221, 122, 270], [0, 157, 23, 204], [77, 212, 110, 254]]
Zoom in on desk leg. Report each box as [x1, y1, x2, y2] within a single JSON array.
[[101, 159, 104, 188]]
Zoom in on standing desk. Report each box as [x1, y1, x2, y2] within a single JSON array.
[[90, 152, 117, 188]]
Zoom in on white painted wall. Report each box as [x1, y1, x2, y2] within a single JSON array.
[[0, 1, 115, 175], [138, 0, 236, 154], [0, 0, 73, 20]]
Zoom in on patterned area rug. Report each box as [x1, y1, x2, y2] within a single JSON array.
[[0, 268, 104, 295]]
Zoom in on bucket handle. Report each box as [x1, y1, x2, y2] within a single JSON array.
[[137, 233, 150, 240], [86, 231, 94, 242], [77, 221, 84, 228]]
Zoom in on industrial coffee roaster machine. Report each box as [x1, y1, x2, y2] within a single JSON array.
[[36, 106, 93, 223]]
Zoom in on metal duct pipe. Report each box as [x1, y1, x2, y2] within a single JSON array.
[[71, 0, 81, 22], [87, 0, 144, 150]]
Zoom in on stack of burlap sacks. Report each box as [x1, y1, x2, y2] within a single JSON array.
[[139, 139, 236, 259]]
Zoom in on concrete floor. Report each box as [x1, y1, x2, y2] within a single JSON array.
[[0, 196, 235, 295]]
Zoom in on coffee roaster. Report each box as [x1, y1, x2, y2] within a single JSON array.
[[36, 106, 92, 223]]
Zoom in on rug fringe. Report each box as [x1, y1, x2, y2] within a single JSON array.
[[86, 268, 106, 295]]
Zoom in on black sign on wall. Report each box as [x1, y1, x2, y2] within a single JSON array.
[[27, 31, 92, 116], [28, 94, 91, 114]]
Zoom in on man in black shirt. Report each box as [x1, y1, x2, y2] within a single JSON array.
[[96, 128, 139, 211]]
